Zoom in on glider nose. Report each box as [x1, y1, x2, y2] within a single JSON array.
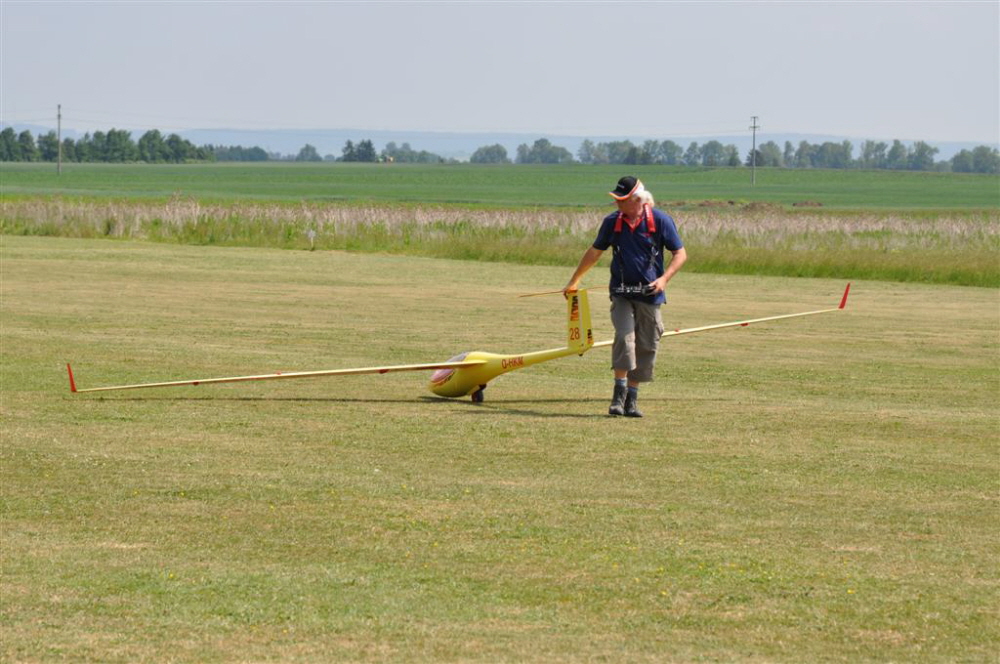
[[430, 367, 456, 386], [430, 352, 469, 387], [428, 352, 476, 398]]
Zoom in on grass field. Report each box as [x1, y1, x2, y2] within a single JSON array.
[[2, 162, 999, 210], [2, 236, 997, 662]]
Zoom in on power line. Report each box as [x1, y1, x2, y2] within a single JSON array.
[[749, 116, 760, 186], [57, 104, 62, 175]]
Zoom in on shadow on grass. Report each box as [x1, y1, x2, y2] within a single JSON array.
[[73, 394, 727, 419], [447, 396, 720, 419]]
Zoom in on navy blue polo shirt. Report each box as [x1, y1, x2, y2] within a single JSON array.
[[592, 207, 684, 305]]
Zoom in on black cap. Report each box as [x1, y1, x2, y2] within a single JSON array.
[[609, 176, 640, 200]]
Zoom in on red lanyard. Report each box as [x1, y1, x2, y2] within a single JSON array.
[[613, 205, 656, 234]]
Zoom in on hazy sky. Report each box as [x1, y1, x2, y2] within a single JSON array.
[[2, 1, 998, 143]]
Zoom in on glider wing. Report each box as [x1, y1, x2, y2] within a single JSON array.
[[591, 283, 851, 348], [67, 359, 487, 394]]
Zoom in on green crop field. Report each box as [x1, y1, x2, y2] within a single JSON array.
[[2, 161, 999, 210], [2, 237, 998, 662]]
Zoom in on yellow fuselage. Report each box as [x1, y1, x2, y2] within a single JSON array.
[[427, 345, 586, 398]]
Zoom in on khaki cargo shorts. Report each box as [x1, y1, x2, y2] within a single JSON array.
[[610, 297, 665, 383]]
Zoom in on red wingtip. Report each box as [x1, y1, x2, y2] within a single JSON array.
[[838, 283, 851, 310], [67, 363, 78, 393]]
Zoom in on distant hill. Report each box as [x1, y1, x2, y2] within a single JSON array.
[[1, 123, 993, 161]]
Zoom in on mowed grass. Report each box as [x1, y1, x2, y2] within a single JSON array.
[[2, 236, 997, 662]]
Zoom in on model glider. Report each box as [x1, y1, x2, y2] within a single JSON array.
[[67, 284, 850, 402]]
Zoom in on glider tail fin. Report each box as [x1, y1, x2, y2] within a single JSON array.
[[567, 290, 594, 354]]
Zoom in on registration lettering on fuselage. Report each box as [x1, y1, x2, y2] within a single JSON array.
[[501, 356, 524, 370]]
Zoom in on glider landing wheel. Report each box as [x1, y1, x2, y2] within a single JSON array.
[[471, 385, 487, 403]]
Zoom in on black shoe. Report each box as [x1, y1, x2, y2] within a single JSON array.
[[624, 391, 643, 418], [608, 384, 627, 416]]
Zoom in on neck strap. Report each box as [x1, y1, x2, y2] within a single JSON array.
[[613, 205, 655, 234]]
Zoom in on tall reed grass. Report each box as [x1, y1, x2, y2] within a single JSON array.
[[2, 196, 997, 286]]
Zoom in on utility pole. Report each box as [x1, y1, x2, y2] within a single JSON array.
[[749, 115, 760, 187], [57, 104, 62, 175]]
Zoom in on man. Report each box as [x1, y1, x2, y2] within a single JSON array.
[[563, 176, 687, 417]]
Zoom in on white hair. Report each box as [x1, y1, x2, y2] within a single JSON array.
[[632, 183, 655, 208]]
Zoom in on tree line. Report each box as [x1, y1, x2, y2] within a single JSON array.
[[0, 127, 292, 164], [2, 126, 996, 174], [469, 137, 998, 173], [0, 127, 214, 163], [335, 140, 449, 163], [570, 138, 998, 173], [744, 139, 998, 174]]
